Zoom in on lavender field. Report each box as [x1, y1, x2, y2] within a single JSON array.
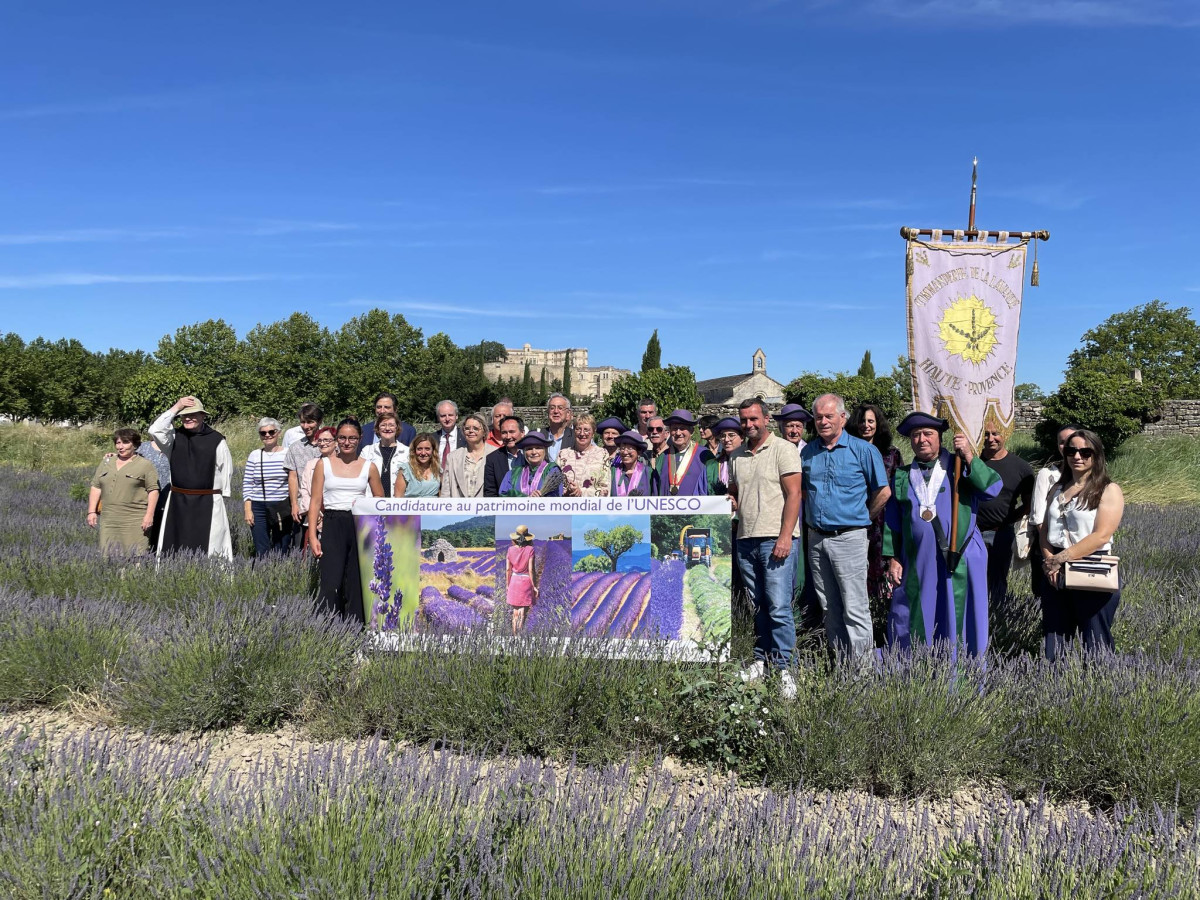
[[4, 722, 1199, 898], [2, 464, 1200, 835]]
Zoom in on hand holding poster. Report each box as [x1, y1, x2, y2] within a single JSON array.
[[906, 237, 1028, 448]]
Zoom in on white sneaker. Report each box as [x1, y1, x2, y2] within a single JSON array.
[[739, 660, 765, 683], [779, 669, 797, 701]]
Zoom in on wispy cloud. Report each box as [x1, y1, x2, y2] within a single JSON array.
[[349, 295, 707, 321], [0, 228, 192, 246], [0, 91, 194, 122], [533, 176, 809, 197], [769, 0, 1197, 26], [239, 219, 361, 237], [0, 273, 286, 289]]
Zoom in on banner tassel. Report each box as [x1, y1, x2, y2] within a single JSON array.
[[1030, 237, 1040, 287]]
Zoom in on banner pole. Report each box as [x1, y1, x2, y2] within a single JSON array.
[[968, 156, 978, 234]]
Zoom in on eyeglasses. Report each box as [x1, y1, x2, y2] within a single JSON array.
[[316, 439, 335, 446], [337, 436, 360, 444], [259, 430, 277, 437], [1066, 447, 1095, 459]]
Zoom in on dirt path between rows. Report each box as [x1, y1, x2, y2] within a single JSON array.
[[1, 705, 1119, 841]]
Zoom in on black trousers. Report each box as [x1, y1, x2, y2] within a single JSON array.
[[316, 510, 364, 624], [1040, 549, 1119, 660], [982, 525, 1016, 608]]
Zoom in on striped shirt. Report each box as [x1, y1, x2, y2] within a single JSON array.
[[242, 449, 290, 502]]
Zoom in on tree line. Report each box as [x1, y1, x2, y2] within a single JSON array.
[[0, 311, 578, 426], [3, 300, 1195, 452]]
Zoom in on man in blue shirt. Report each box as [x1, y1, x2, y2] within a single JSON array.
[[800, 393, 891, 666]]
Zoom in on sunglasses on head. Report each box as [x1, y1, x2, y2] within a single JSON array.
[[259, 429, 277, 437], [1066, 446, 1095, 459]]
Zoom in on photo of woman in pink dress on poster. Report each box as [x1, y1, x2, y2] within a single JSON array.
[[505, 524, 540, 632]]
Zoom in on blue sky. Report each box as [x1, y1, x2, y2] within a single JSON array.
[[2, 1, 1197, 391]]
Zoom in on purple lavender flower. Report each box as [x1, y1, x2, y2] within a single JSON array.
[[367, 517, 403, 631]]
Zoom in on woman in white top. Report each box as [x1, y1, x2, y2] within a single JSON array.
[[359, 412, 410, 498], [242, 417, 293, 557], [1028, 423, 1082, 598], [439, 414, 495, 498], [1038, 428, 1124, 659], [308, 417, 385, 624]]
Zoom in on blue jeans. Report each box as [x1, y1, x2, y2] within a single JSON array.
[[736, 536, 799, 668], [250, 500, 294, 557]]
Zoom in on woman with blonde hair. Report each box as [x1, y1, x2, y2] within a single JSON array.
[[395, 432, 442, 497], [554, 413, 610, 497], [440, 414, 495, 498]]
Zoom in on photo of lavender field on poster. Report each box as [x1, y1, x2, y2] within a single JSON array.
[[354, 497, 732, 650]]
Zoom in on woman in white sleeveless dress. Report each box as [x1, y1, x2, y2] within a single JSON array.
[[308, 417, 385, 623], [1038, 428, 1124, 659]]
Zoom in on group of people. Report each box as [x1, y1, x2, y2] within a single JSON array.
[[87, 391, 1125, 674]]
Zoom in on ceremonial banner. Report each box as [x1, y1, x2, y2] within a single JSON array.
[[906, 238, 1027, 448], [352, 496, 733, 650]]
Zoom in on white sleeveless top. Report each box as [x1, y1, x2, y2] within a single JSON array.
[[321, 458, 372, 510], [1045, 485, 1109, 552]]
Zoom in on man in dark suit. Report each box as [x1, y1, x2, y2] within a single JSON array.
[[359, 392, 416, 452], [545, 393, 575, 464], [434, 400, 468, 471], [484, 415, 525, 497]]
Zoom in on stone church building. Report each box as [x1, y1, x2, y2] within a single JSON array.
[[695, 349, 787, 406]]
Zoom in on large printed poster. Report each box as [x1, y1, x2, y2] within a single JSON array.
[[906, 238, 1028, 448], [353, 496, 733, 649]]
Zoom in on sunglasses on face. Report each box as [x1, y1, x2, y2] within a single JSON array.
[[259, 430, 277, 437], [648, 427, 665, 433], [1066, 447, 1095, 459]]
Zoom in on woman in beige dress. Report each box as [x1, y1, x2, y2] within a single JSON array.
[[439, 414, 495, 498], [87, 428, 160, 555]]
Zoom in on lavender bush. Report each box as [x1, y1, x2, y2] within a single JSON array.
[[3, 726, 1198, 898]]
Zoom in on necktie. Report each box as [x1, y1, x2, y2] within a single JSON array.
[[441, 433, 451, 469]]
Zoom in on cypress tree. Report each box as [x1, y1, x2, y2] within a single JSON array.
[[563, 349, 572, 399], [641, 330, 661, 372]]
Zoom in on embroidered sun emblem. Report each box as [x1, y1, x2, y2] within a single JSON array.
[[938, 295, 999, 364]]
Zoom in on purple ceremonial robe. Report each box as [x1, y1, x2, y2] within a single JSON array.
[[882, 450, 1002, 657], [652, 446, 710, 497]]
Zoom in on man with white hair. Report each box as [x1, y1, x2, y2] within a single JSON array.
[[435, 400, 466, 471], [545, 393, 575, 463], [800, 393, 890, 666]]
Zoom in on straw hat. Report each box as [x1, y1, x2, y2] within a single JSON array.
[[509, 524, 535, 544]]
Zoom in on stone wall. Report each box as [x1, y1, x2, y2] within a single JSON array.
[[1143, 399, 1200, 436]]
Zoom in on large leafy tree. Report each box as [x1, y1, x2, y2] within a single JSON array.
[[0, 333, 34, 420], [421, 332, 495, 415], [1036, 363, 1162, 453], [597, 365, 703, 423], [1067, 300, 1200, 400], [154, 319, 248, 415], [241, 313, 331, 420], [120, 363, 213, 426], [328, 309, 426, 420]]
